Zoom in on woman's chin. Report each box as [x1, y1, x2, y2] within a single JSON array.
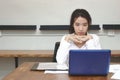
[[76, 32, 85, 36], [77, 34, 84, 36]]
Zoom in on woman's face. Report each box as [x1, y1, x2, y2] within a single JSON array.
[[73, 17, 88, 36]]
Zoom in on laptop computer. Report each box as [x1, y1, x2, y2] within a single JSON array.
[[69, 49, 111, 76]]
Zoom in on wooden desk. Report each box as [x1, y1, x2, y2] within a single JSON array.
[[0, 50, 120, 68], [0, 50, 119, 57], [0, 50, 53, 68], [2, 62, 113, 80], [111, 50, 120, 57], [0, 50, 53, 57]]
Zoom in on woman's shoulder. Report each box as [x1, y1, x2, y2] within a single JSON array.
[[61, 34, 70, 40], [89, 34, 99, 39], [90, 34, 98, 36], [61, 34, 67, 39]]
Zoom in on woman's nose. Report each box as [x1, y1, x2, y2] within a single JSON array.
[[79, 26, 83, 30]]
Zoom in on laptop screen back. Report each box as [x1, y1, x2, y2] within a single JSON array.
[[69, 49, 111, 76]]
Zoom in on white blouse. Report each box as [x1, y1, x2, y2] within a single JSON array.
[[56, 34, 101, 65]]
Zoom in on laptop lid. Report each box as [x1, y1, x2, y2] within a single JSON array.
[[69, 49, 111, 76]]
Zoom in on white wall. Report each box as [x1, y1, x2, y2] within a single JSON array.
[[0, 0, 120, 79], [0, 0, 120, 25], [0, 0, 120, 50]]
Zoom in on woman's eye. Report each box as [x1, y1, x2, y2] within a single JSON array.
[[75, 23, 80, 26], [75, 23, 88, 27], [83, 24, 88, 27], [83, 24, 87, 27]]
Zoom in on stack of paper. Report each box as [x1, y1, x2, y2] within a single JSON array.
[[45, 70, 68, 74], [44, 63, 68, 74], [109, 64, 120, 79], [111, 70, 120, 79]]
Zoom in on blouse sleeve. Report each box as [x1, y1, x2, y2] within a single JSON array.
[[85, 34, 101, 49], [56, 35, 71, 64]]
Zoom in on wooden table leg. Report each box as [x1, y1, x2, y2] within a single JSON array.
[[14, 57, 18, 68]]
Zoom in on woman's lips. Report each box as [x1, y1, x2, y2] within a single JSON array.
[[78, 32, 84, 35]]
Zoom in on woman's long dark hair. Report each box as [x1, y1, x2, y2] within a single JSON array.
[[69, 9, 92, 34]]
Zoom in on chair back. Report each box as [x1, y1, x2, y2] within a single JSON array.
[[53, 42, 60, 62]]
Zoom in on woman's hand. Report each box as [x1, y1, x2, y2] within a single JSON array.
[[78, 35, 92, 42], [65, 34, 92, 44]]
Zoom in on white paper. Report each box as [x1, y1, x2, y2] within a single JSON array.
[[109, 64, 120, 73], [37, 62, 68, 70], [44, 64, 68, 74], [44, 70, 68, 74], [56, 64, 68, 70], [37, 62, 57, 70], [111, 70, 120, 79]]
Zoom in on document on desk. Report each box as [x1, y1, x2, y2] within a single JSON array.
[[45, 70, 68, 74], [109, 64, 120, 73], [44, 63, 68, 74], [111, 70, 120, 79], [109, 64, 120, 79], [31, 62, 68, 71]]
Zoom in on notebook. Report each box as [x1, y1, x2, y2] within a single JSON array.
[[31, 62, 68, 71], [69, 49, 111, 76]]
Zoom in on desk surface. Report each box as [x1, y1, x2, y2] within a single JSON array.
[[0, 50, 120, 58], [0, 50, 53, 57], [111, 50, 120, 56], [2, 62, 113, 80]]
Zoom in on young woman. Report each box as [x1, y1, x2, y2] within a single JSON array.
[[56, 9, 101, 65]]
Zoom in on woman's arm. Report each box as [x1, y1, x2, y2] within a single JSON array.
[[56, 35, 71, 64], [85, 34, 101, 49]]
